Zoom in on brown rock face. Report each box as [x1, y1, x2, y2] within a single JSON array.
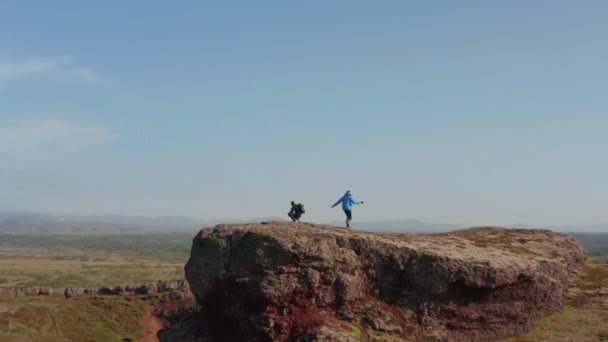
[[181, 222, 585, 341]]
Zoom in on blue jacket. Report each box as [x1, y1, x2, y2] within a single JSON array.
[[332, 193, 360, 211]]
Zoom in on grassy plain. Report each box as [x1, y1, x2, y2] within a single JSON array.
[[0, 234, 194, 341], [0, 234, 193, 288], [0, 295, 147, 341]]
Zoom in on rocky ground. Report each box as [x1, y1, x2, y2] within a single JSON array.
[[160, 222, 586, 341]]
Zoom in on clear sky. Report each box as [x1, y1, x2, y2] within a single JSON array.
[[1, 1, 607, 226]]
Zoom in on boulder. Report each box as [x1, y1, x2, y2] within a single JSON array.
[[182, 222, 585, 341]]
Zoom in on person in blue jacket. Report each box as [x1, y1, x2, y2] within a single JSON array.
[[332, 190, 364, 228]]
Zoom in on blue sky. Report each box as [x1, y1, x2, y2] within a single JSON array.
[[1, 1, 607, 225]]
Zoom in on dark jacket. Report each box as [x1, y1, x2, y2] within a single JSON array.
[[291, 203, 304, 216]]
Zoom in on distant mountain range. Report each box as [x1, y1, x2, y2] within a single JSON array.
[[0, 211, 286, 235], [0, 210, 606, 235], [0, 211, 207, 226]]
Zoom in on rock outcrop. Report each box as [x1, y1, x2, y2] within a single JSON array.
[[63, 280, 190, 298], [0, 280, 190, 299], [0, 286, 53, 298], [177, 222, 585, 341]]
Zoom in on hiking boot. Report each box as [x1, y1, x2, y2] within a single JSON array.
[[346, 220, 350, 228]]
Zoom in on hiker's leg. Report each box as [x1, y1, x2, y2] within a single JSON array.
[[344, 210, 352, 227], [288, 211, 296, 222], [345, 210, 352, 222]]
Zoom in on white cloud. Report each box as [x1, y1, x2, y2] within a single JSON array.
[[0, 56, 72, 79], [0, 117, 116, 159], [74, 67, 106, 85], [0, 56, 107, 89]]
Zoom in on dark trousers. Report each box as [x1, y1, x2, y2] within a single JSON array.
[[344, 210, 352, 221], [288, 211, 301, 222]]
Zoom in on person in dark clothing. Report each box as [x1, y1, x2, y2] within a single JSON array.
[[288, 201, 305, 222]]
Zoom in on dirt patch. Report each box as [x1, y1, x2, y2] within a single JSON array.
[[137, 305, 164, 342]]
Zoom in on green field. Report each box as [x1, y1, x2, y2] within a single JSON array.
[[0, 234, 195, 341], [0, 234, 193, 288], [0, 295, 148, 342]]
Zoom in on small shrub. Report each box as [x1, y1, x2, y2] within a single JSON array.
[[348, 323, 361, 340]]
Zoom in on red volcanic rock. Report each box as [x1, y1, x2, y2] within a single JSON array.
[[179, 222, 585, 341]]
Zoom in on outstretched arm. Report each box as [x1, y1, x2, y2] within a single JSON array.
[[331, 196, 343, 208]]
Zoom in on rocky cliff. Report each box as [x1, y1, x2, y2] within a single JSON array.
[[173, 222, 585, 341]]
